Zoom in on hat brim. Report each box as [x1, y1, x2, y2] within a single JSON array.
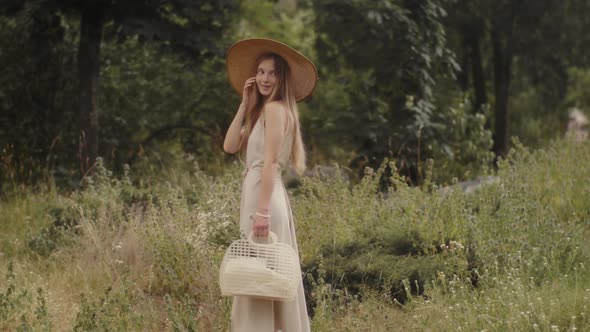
[[226, 38, 318, 102]]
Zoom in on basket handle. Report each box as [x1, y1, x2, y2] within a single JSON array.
[[247, 231, 278, 245]]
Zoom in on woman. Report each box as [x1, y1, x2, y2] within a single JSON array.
[[223, 38, 317, 332]]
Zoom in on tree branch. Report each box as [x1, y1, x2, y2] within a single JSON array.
[[127, 123, 215, 164]]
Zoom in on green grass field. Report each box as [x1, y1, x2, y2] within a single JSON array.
[[1, 140, 589, 331]]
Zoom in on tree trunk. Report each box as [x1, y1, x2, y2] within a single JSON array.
[[469, 32, 487, 111], [458, 33, 470, 92], [77, 4, 105, 176], [491, 29, 513, 157], [458, 21, 487, 113]]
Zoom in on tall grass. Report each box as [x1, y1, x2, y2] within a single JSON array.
[[0, 140, 589, 331], [294, 139, 590, 331]]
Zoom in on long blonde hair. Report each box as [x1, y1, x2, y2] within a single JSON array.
[[240, 53, 306, 175]]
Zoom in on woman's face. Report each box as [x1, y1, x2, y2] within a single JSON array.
[[256, 58, 278, 98]]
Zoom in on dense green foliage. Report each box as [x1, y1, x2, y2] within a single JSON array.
[[310, 0, 458, 174], [0, 7, 79, 186], [0, 0, 238, 185], [2, 0, 589, 187]]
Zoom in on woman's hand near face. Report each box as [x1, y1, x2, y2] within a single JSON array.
[[223, 77, 255, 154], [242, 77, 256, 107]]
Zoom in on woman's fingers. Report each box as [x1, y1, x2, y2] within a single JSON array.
[[243, 78, 256, 100], [254, 225, 268, 237], [253, 219, 269, 237], [252, 210, 269, 237], [244, 77, 256, 86], [242, 78, 256, 105]]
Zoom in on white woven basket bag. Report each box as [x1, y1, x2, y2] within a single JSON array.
[[219, 231, 301, 301]]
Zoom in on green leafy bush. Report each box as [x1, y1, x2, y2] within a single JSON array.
[[294, 138, 590, 330], [566, 67, 590, 110], [26, 205, 78, 258], [73, 285, 137, 332], [305, 228, 470, 305], [429, 97, 495, 182], [0, 262, 52, 331]]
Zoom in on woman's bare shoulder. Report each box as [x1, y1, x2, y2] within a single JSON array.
[[263, 101, 286, 113], [262, 102, 286, 128]]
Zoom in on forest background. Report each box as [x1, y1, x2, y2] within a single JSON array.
[[1, 0, 590, 331]]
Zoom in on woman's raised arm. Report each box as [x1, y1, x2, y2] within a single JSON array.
[[223, 77, 256, 154], [223, 102, 246, 154]]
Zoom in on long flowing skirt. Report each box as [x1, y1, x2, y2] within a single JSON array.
[[231, 169, 310, 332]]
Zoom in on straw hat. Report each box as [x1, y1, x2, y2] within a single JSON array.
[[226, 38, 318, 102]]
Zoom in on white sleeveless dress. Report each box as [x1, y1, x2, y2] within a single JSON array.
[[231, 115, 310, 332]]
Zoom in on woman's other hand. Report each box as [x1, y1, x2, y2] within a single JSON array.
[[252, 213, 270, 237], [242, 77, 256, 107]]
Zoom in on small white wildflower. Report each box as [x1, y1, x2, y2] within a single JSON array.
[[450, 240, 464, 250]]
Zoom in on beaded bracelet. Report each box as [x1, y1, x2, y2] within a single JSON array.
[[255, 211, 271, 219]]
